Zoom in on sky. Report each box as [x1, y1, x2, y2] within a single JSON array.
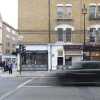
[[0, 0, 18, 29]]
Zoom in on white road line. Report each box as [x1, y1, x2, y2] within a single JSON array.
[[17, 79, 32, 89], [23, 85, 54, 88], [0, 79, 32, 100]]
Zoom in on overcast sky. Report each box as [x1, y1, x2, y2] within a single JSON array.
[[0, 0, 18, 29]]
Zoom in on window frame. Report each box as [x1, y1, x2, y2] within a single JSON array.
[[89, 4, 97, 18], [65, 4, 72, 18], [57, 28, 64, 41], [56, 4, 64, 17]]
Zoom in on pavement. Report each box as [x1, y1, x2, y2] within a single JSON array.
[[0, 67, 56, 78]]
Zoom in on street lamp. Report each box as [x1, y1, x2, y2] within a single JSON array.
[[82, 3, 87, 60], [48, 0, 51, 43], [48, 0, 52, 71]]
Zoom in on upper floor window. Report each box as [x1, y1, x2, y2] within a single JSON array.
[[96, 28, 100, 42], [57, 4, 64, 17], [89, 5, 96, 18], [65, 4, 72, 18], [6, 27, 11, 32], [6, 42, 10, 47], [6, 49, 10, 54], [97, 5, 100, 17], [65, 28, 71, 42], [89, 28, 96, 42], [57, 28, 63, 41], [89, 3, 100, 19], [0, 22, 2, 28]]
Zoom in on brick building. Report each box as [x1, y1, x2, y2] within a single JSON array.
[[0, 14, 19, 61], [18, 0, 100, 71]]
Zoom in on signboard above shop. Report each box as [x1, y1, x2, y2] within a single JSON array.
[[64, 44, 100, 51], [64, 45, 82, 51]]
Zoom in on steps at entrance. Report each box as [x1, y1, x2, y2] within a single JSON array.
[[21, 64, 48, 71]]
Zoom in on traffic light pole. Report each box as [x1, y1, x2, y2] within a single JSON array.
[[82, 4, 87, 60], [19, 52, 22, 75], [17, 44, 26, 75]]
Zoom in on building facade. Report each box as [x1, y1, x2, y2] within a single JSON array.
[[0, 14, 19, 61], [18, 0, 100, 71]]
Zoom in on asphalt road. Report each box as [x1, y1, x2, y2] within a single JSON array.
[[0, 77, 100, 100]]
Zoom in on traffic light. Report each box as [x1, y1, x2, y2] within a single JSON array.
[[16, 44, 26, 54], [21, 45, 26, 53]]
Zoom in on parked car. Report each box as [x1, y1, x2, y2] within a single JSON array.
[[56, 61, 100, 85]]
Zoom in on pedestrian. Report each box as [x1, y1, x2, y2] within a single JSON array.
[[3, 61, 7, 72], [8, 61, 13, 74]]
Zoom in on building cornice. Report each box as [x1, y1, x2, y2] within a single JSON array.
[[3, 21, 17, 31]]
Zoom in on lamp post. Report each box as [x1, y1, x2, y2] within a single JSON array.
[[48, 0, 52, 71], [82, 4, 87, 60], [48, 0, 51, 43]]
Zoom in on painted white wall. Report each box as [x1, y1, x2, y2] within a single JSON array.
[[51, 45, 64, 70], [17, 54, 20, 71]]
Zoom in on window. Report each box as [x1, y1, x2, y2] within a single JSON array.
[[0, 22, 2, 28], [89, 28, 96, 42], [12, 44, 16, 48], [58, 50, 63, 57], [89, 5, 96, 18], [12, 30, 16, 34], [97, 6, 100, 17], [6, 49, 10, 54], [65, 56, 72, 66], [65, 28, 71, 42], [6, 34, 10, 39], [6, 27, 11, 32], [57, 28, 63, 41], [97, 28, 100, 42], [57, 5, 64, 17], [66, 5, 72, 18], [6, 42, 10, 47]]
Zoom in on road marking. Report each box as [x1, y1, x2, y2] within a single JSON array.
[[23, 85, 54, 88], [0, 79, 32, 100], [17, 79, 32, 89]]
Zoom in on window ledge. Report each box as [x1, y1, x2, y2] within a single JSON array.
[[56, 17, 73, 21]]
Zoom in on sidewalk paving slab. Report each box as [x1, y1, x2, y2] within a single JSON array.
[[0, 70, 57, 78]]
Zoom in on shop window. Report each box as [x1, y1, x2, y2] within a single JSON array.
[[65, 56, 72, 65]]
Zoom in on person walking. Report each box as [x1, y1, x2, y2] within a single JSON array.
[[8, 61, 13, 74]]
